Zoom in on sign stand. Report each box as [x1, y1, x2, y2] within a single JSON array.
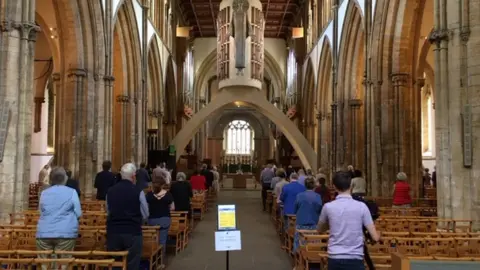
[[215, 205, 241, 270], [226, 250, 230, 270]]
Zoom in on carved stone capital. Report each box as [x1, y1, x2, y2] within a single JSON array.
[[34, 97, 45, 104], [116, 95, 130, 103], [273, 97, 280, 104], [348, 99, 363, 108], [67, 68, 87, 78], [11, 22, 41, 40], [330, 103, 338, 110], [52, 73, 61, 82], [416, 78, 426, 88], [428, 29, 452, 45], [391, 73, 409, 86], [103, 75, 115, 82], [460, 28, 470, 42], [316, 113, 322, 120], [199, 98, 206, 105]]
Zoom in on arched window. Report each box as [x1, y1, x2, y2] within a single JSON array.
[[421, 73, 435, 157], [224, 120, 254, 154]]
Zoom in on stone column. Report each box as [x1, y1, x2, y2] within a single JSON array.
[[157, 112, 164, 149], [33, 97, 45, 133], [413, 78, 426, 199], [0, 0, 40, 218], [316, 113, 322, 168], [101, 76, 114, 162], [349, 99, 362, 166], [51, 73, 61, 163], [391, 73, 409, 173], [116, 95, 130, 165]]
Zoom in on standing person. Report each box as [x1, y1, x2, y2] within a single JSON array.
[[36, 167, 82, 270], [280, 173, 306, 232], [317, 171, 380, 270], [314, 176, 331, 205], [260, 164, 275, 211], [65, 170, 81, 197], [190, 169, 207, 193], [153, 162, 171, 184], [270, 168, 285, 190], [392, 172, 412, 208], [273, 169, 288, 199], [170, 172, 193, 217], [38, 165, 50, 184], [200, 164, 214, 191], [136, 162, 151, 190], [146, 176, 173, 267], [94, 160, 116, 200], [211, 166, 220, 193], [106, 163, 149, 270], [293, 177, 322, 253], [351, 170, 366, 197], [431, 166, 437, 188], [297, 169, 307, 186]]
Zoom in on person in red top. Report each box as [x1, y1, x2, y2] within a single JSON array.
[[392, 172, 412, 207], [190, 170, 207, 192]]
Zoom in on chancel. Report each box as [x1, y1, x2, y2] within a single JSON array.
[[1, 0, 479, 269]]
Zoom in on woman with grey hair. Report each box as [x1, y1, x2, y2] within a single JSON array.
[[392, 172, 412, 208], [170, 171, 193, 217], [36, 167, 82, 268]]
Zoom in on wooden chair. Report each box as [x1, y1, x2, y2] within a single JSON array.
[[425, 238, 456, 257], [168, 218, 183, 254], [455, 237, 480, 257], [171, 211, 190, 250], [395, 237, 427, 256], [91, 250, 128, 269], [0, 258, 34, 270]]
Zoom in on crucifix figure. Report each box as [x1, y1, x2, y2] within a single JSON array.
[[230, 0, 251, 72]]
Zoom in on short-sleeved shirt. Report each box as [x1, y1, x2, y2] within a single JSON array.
[[318, 194, 373, 259]]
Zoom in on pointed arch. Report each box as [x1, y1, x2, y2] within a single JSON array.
[[147, 37, 164, 127], [316, 37, 333, 167], [264, 50, 285, 99], [337, 0, 365, 169], [302, 58, 315, 146], [111, 2, 142, 170]]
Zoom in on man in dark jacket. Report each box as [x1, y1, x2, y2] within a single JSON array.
[[106, 163, 149, 270], [65, 170, 81, 197], [94, 160, 116, 200], [135, 162, 151, 190], [200, 164, 214, 190]]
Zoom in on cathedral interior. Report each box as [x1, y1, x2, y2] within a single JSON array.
[[1, 0, 480, 269]]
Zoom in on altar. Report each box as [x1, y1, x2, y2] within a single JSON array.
[[222, 173, 258, 189]]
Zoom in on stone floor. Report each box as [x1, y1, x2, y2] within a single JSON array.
[[166, 190, 292, 270]]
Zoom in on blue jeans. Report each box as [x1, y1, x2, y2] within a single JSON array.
[[148, 217, 171, 261], [328, 258, 364, 270]]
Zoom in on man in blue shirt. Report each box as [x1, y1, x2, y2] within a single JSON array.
[[293, 176, 322, 252], [279, 173, 306, 232]]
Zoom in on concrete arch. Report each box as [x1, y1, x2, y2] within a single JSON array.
[[171, 87, 317, 171], [210, 112, 268, 138]]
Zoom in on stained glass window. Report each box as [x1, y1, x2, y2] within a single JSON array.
[[224, 120, 254, 154]]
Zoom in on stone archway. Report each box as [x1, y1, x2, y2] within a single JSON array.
[[171, 87, 318, 171]]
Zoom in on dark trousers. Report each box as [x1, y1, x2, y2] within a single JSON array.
[[107, 233, 143, 270], [261, 183, 271, 210], [328, 258, 365, 270]]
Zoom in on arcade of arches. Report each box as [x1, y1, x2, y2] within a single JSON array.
[[1, 0, 480, 260]]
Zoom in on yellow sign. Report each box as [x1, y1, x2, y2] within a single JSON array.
[[218, 205, 236, 230]]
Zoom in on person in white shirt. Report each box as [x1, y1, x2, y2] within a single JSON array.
[[212, 166, 220, 192]]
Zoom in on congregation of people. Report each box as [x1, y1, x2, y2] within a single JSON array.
[[35, 160, 220, 269], [259, 162, 437, 270]]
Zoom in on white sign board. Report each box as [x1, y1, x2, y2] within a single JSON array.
[[215, 230, 242, 251]]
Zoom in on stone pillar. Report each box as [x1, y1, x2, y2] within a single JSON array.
[[316, 113, 322, 169], [414, 78, 426, 199], [349, 99, 362, 166], [102, 76, 115, 161], [391, 73, 409, 173], [0, 1, 40, 218], [33, 97, 45, 133], [51, 73, 61, 163], [116, 95, 130, 165]]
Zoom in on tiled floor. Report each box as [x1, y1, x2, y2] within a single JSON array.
[[167, 190, 292, 270]]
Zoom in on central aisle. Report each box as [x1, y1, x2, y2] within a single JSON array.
[[167, 190, 292, 270]]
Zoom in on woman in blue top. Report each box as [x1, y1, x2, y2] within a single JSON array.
[[293, 176, 322, 253], [36, 167, 82, 268]]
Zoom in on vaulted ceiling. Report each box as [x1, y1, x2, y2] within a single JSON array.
[[177, 0, 301, 39]]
